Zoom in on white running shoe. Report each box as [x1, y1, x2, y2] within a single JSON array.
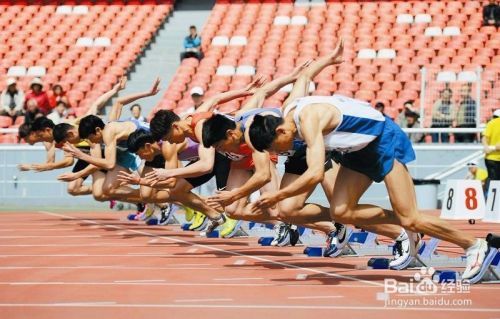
[[462, 239, 488, 280], [271, 223, 289, 246], [390, 230, 420, 270]]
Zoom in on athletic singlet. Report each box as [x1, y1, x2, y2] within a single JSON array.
[[283, 95, 386, 153], [115, 119, 150, 151], [188, 111, 213, 143], [178, 137, 199, 161]]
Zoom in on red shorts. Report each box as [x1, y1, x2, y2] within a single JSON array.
[[230, 154, 278, 171]]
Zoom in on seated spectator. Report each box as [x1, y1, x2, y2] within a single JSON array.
[[483, 0, 500, 27], [24, 99, 42, 125], [374, 102, 386, 116], [48, 84, 71, 109], [180, 25, 203, 61], [454, 84, 477, 143], [431, 88, 455, 143], [25, 78, 51, 115], [180, 86, 205, 117], [465, 161, 488, 192], [402, 111, 425, 143], [129, 104, 146, 122], [47, 101, 70, 125], [0, 78, 25, 122], [397, 100, 418, 127]]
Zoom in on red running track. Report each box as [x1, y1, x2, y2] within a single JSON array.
[[0, 210, 499, 319]]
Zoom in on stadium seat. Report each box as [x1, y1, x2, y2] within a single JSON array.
[[357, 49, 376, 59], [94, 37, 111, 47], [424, 27, 442, 37], [235, 65, 256, 76], [290, 16, 308, 25], [26, 66, 46, 77], [274, 16, 291, 25], [457, 71, 477, 82], [73, 5, 88, 15], [7, 66, 27, 77], [216, 65, 236, 76], [76, 37, 93, 47], [377, 49, 396, 59], [229, 36, 247, 46], [414, 14, 432, 24], [56, 5, 72, 14], [396, 14, 413, 24], [212, 36, 229, 46], [442, 26, 461, 36], [0, 116, 13, 128]]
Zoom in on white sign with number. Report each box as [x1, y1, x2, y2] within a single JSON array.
[[440, 180, 485, 220], [485, 181, 500, 223]]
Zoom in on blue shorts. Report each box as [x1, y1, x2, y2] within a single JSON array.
[[332, 118, 416, 182], [116, 149, 142, 171]]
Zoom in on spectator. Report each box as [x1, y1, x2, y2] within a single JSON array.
[[482, 109, 500, 189], [431, 88, 455, 143], [48, 84, 71, 109], [180, 25, 203, 61], [374, 102, 386, 116], [0, 78, 25, 122], [47, 101, 70, 125], [483, 0, 500, 27], [454, 84, 477, 143], [397, 100, 418, 127], [24, 99, 42, 125], [465, 161, 488, 192], [180, 87, 205, 117], [402, 111, 425, 143], [129, 104, 146, 122], [25, 78, 51, 115]]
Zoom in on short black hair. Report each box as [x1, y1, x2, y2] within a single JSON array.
[[130, 104, 141, 111], [31, 116, 55, 132], [375, 102, 385, 109], [127, 129, 155, 153], [78, 115, 105, 139], [56, 100, 67, 108], [404, 100, 414, 106], [248, 114, 283, 152], [18, 123, 31, 139], [150, 110, 180, 141], [190, 25, 196, 29], [53, 123, 74, 144], [202, 114, 236, 148]]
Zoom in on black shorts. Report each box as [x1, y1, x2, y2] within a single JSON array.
[[72, 159, 91, 181], [145, 154, 165, 169], [185, 152, 230, 189], [284, 145, 334, 175]]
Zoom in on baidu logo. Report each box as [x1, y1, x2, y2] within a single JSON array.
[[384, 267, 438, 295]]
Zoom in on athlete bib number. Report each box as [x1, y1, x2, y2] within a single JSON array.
[[440, 180, 485, 220]]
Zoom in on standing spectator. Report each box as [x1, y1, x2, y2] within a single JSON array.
[[431, 88, 455, 143], [397, 100, 418, 127], [1, 78, 25, 122], [129, 104, 146, 122], [180, 26, 203, 61], [482, 109, 500, 189], [483, 0, 500, 27], [180, 87, 205, 117], [25, 78, 51, 115], [48, 84, 71, 109], [374, 101, 385, 115], [24, 99, 42, 125], [47, 101, 70, 125], [402, 111, 425, 143], [455, 84, 477, 143]]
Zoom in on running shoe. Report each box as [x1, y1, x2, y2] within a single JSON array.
[[271, 222, 287, 246], [462, 239, 488, 280], [220, 217, 243, 238], [289, 224, 300, 246], [184, 206, 195, 222], [276, 224, 292, 247], [323, 223, 349, 257], [201, 213, 226, 235], [137, 204, 156, 222], [109, 200, 117, 209], [157, 204, 173, 226], [132, 203, 148, 221], [390, 230, 421, 270], [189, 211, 208, 231]]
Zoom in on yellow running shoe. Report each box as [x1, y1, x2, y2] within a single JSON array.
[[219, 217, 243, 238], [184, 206, 195, 222], [189, 211, 208, 231]]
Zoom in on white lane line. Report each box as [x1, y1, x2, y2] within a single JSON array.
[[38, 211, 384, 288], [4, 282, 276, 287], [0, 228, 78, 232], [0, 266, 217, 270], [0, 254, 173, 257], [288, 295, 343, 300], [148, 238, 159, 244], [117, 231, 127, 236], [114, 280, 166, 283], [0, 303, 498, 312], [186, 248, 198, 253], [213, 278, 263, 281], [0, 235, 101, 238], [0, 244, 138, 247], [53, 302, 116, 306], [174, 298, 233, 303], [296, 274, 308, 280], [233, 259, 246, 265]]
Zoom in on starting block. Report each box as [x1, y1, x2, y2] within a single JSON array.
[[206, 230, 219, 238], [181, 223, 192, 231], [304, 229, 394, 257], [433, 233, 500, 284], [368, 237, 467, 270]]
